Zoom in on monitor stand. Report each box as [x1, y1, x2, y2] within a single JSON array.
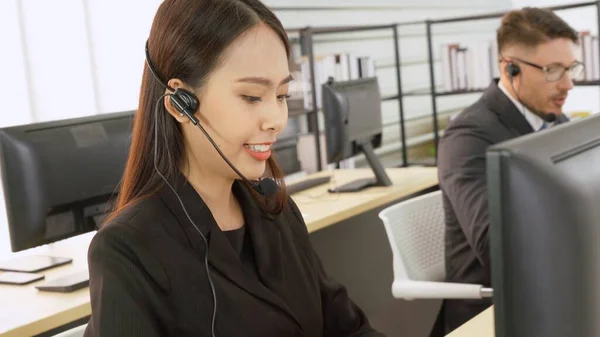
[[328, 141, 393, 193]]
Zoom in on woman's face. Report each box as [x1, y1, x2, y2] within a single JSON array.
[[175, 23, 291, 182]]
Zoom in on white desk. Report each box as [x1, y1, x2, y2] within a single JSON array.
[[446, 307, 494, 337]]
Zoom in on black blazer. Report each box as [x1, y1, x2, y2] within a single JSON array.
[[84, 173, 384, 337], [437, 79, 568, 332]]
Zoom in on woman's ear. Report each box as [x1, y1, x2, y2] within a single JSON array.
[[163, 78, 194, 124]]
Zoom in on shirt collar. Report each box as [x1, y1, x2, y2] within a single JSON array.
[[498, 80, 549, 131]]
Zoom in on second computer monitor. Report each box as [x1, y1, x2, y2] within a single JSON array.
[[487, 113, 600, 337], [322, 77, 392, 192]]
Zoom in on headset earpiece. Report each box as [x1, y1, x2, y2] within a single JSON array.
[[506, 62, 521, 79], [145, 40, 200, 125], [170, 88, 200, 125]]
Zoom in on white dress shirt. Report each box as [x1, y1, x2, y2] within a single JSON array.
[[498, 81, 551, 131]]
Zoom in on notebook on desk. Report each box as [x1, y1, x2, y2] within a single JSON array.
[[35, 271, 89, 293]]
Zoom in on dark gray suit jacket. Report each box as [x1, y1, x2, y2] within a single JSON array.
[[84, 173, 384, 337], [437, 79, 568, 333]]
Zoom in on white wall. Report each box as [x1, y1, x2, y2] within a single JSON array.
[[510, 0, 600, 114], [0, 0, 513, 259]]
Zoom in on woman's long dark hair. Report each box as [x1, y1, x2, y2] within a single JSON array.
[[107, 0, 291, 223]]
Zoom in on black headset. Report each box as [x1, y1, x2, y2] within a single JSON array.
[[144, 41, 200, 125], [506, 62, 521, 79]]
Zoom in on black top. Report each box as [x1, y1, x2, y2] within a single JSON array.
[[84, 173, 384, 337], [223, 225, 259, 280], [437, 79, 569, 333], [222, 226, 245, 256]]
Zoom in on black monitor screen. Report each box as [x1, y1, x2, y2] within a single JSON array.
[[487, 113, 600, 337], [0, 111, 133, 252], [322, 77, 383, 163], [321, 77, 391, 193]]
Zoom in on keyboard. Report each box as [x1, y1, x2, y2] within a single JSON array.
[[35, 270, 89, 293], [287, 176, 332, 194]]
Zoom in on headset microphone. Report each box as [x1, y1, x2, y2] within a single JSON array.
[[145, 41, 278, 197], [543, 112, 557, 123], [256, 177, 279, 197]]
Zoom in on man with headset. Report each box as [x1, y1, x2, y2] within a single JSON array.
[[437, 7, 583, 334]]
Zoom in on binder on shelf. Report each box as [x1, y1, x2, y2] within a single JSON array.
[[456, 47, 467, 90], [449, 44, 459, 90], [441, 44, 453, 92], [593, 36, 599, 80], [582, 31, 594, 80], [577, 30, 600, 81]]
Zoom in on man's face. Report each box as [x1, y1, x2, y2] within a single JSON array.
[[510, 38, 580, 115]]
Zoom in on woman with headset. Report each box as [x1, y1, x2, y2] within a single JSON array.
[[84, 0, 385, 336]]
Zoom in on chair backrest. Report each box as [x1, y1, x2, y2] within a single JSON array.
[[378, 190, 445, 283]]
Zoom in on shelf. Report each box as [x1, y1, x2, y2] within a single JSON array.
[[296, 80, 600, 116], [403, 92, 431, 97], [428, 1, 596, 24], [407, 157, 437, 167], [397, 86, 443, 97], [431, 80, 599, 98], [310, 24, 394, 35], [403, 88, 435, 96], [574, 80, 600, 86], [435, 88, 486, 97], [288, 108, 311, 117], [381, 94, 399, 101]]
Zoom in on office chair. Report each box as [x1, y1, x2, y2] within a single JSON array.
[[378, 190, 493, 300], [52, 323, 87, 337]]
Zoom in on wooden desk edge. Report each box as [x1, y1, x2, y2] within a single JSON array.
[[2, 303, 90, 337], [306, 181, 439, 233], [446, 306, 495, 337]]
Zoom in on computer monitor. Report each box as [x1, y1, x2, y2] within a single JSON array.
[[487, 113, 600, 337], [321, 77, 392, 193], [0, 111, 133, 264]]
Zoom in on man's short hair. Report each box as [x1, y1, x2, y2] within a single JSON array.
[[497, 7, 579, 53]]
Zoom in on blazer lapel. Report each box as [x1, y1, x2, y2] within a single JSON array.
[[482, 79, 534, 136], [232, 183, 287, 291], [207, 227, 301, 329], [158, 173, 214, 253], [160, 175, 302, 330], [231, 182, 303, 329]]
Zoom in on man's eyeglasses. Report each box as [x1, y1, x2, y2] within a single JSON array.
[[510, 57, 584, 82]]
